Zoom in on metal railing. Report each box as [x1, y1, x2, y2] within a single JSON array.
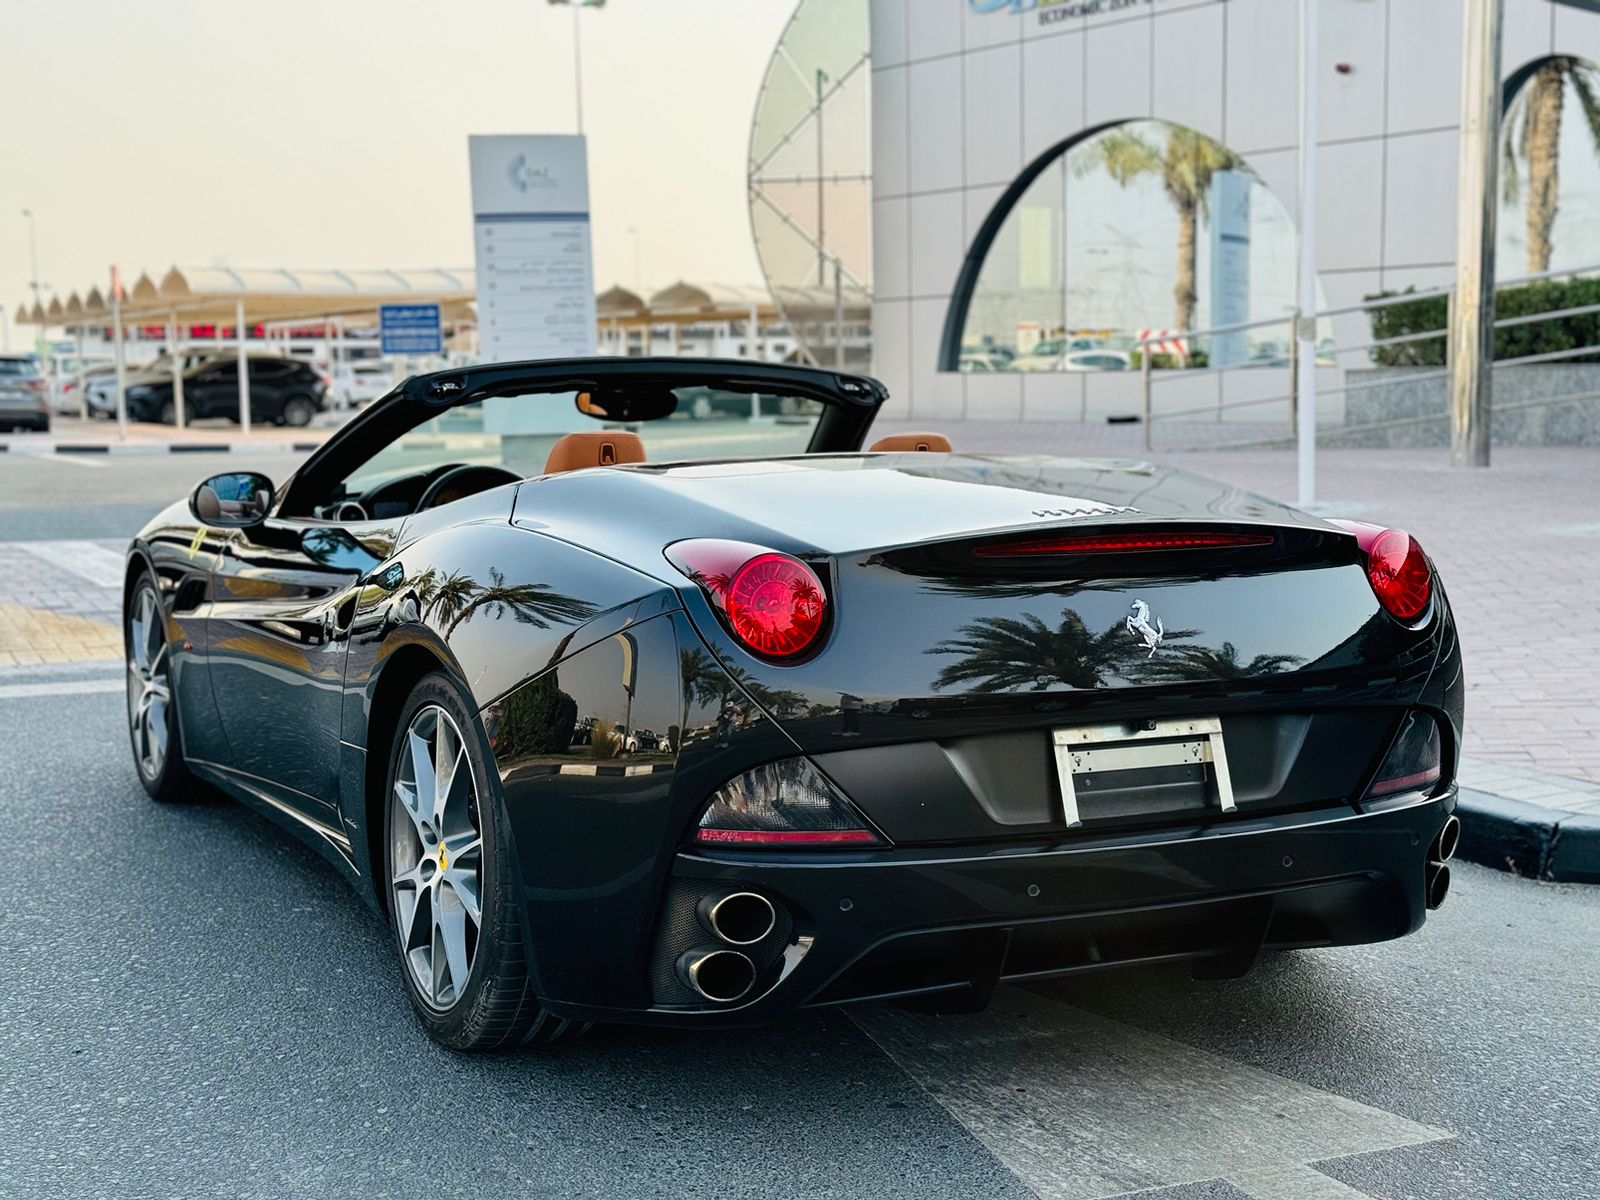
[[1137, 259, 1600, 452]]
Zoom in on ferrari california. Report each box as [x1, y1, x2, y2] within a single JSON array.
[[123, 358, 1463, 1049]]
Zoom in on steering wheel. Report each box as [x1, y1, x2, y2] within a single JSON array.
[[416, 464, 522, 512]]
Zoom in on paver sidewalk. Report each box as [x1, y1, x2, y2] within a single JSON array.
[[0, 540, 125, 667]]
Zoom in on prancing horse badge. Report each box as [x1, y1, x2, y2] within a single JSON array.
[[1127, 600, 1165, 657]]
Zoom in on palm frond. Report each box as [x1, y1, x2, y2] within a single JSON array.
[[1568, 61, 1600, 155]]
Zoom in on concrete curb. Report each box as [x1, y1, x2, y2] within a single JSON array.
[[1456, 787, 1600, 884], [0, 441, 321, 456]]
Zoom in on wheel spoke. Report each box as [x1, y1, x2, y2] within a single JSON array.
[[130, 610, 149, 675], [430, 910, 448, 1005], [437, 890, 471, 1001], [144, 602, 163, 667], [393, 875, 427, 950], [406, 728, 437, 823], [393, 779, 427, 839], [433, 723, 462, 828]]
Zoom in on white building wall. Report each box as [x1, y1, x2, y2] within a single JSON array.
[[870, 0, 1600, 421]]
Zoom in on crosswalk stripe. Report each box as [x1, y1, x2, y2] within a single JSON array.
[[0, 679, 124, 700], [12, 540, 126, 588], [852, 983, 1452, 1200]]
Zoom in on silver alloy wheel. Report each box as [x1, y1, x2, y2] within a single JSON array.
[[390, 704, 485, 1011], [126, 585, 171, 781]]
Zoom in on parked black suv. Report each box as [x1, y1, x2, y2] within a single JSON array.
[[125, 356, 330, 426]]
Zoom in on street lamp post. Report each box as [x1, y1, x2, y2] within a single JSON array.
[[1294, 0, 1320, 511], [547, 0, 606, 136], [21, 209, 42, 310], [1449, 0, 1504, 468], [816, 69, 828, 288]]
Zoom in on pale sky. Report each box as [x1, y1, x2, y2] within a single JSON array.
[[1, 0, 797, 321]]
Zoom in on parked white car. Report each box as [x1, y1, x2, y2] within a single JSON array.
[[334, 362, 394, 408]]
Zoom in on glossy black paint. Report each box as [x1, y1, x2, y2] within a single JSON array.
[[124, 357, 1466, 1030]]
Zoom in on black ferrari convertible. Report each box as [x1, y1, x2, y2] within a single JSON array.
[[124, 358, 1462, 1049]]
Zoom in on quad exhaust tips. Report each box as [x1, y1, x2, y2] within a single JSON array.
[[1435, 815, 1461, 864], [678, 948, 757, 1003], [697, 891, 777, 946], [1425, 862, 1452, 910], [1424, 815, 1461, 911]]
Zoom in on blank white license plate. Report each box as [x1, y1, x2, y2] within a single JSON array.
[[1051, 717, 1237, 828]]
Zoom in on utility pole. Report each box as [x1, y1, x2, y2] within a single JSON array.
[[1294, 0, 1320, 510], [1448, 0, 1504, 468]]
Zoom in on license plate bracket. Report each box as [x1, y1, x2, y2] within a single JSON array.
[[1051, 717, 1236, 828]]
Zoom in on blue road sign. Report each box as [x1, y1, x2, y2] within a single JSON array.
[[380, 304, 443, 355]]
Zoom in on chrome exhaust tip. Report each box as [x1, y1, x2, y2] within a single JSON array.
[[698, 891, 777, 946], [1425, 861, 1452, 911], [1435, 814, 1461, 863], [678, 948, 758, 1004]]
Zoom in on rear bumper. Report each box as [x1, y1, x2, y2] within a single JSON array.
[[541, 789, 1454, 1028]]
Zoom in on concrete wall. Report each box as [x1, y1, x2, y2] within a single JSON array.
[[869, 0, 1600, 421], [1340, 365, 1600, 446]]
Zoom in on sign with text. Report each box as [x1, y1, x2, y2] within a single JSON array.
[[379, 304, 443, 355], [468, 134, 599, 364], [969, 0, 1225, 27]]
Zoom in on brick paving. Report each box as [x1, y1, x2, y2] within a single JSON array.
[[0, 539, 125, 667]]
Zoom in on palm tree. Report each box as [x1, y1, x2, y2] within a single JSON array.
[[442, 568, 598, 636], [1076, 124, 1243, 333], [417, 570, 477, 629], [929, 611, 1137, 693], [1503, 58, 1600, 273], [1139, 641, 1302, 684]]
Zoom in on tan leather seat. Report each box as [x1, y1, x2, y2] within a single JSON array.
[[544, 431, 647, 475], [868, 432, 952, 453]]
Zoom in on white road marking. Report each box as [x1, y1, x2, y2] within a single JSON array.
[[13, 539, 126, 587], [853, 984, 1452, 1200], [39, 452, 109, 469], [0, 679, 124, 700]]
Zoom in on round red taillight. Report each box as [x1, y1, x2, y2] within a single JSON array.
[[724, 554, 827, 657], [665, 540, 830, 660], [1364, 529, 1432, 621]]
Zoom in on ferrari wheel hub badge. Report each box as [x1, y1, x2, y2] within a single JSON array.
[[437, 845, 449, 873]]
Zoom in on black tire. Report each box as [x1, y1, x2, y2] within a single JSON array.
[[282, 396, 316, 427], [382, 672, 585, 1051], [125, 574, 195, 802], [157, 400, 176, 425]]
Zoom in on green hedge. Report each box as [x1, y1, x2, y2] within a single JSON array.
[[1366, 277, 1600, 366]]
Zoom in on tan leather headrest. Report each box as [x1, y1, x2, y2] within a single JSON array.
[[869, 432, 952, 453], [545, 431, 647, 475]]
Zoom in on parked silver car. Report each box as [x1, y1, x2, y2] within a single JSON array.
[[0, 355, 50, 432]]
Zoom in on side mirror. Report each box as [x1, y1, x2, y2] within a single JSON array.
[[190, 472, 275, 529]]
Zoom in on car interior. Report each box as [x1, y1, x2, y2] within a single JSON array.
[[285, 369, 951, 525]]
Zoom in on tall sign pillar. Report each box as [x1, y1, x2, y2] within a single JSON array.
[[468, 134, 599, 472], [1449, 0, 1504, 467]]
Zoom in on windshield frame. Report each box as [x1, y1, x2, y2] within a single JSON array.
[[277, 357, 887, 519]]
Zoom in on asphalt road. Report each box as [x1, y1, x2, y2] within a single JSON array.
[[2, 451, 1599, 1199]]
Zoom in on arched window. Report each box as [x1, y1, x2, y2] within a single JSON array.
[[1499, 55, 1600, 277], [942, 120, 1302, 374]]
